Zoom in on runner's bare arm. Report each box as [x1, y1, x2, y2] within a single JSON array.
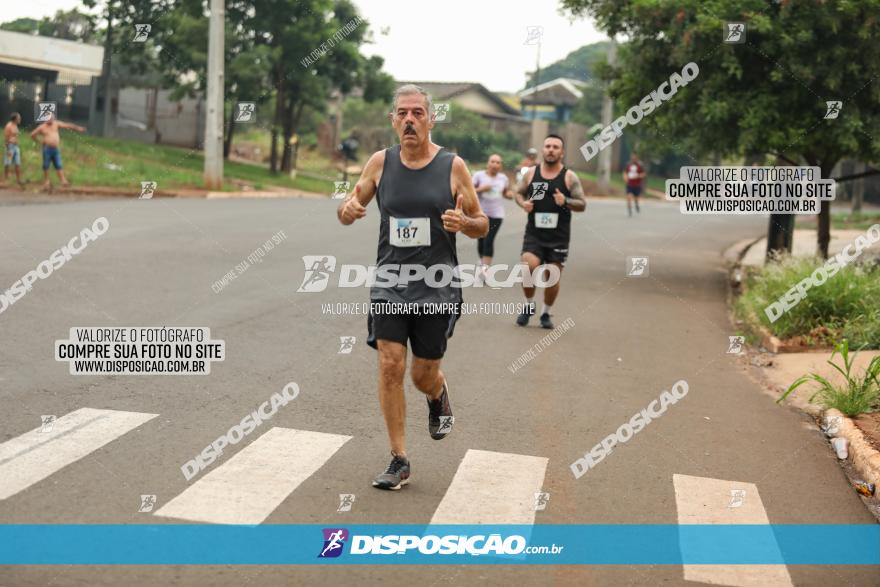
[[338, 150, 384, 225], [29, 124, 44, 140], [514, 167, 535, 209], [564, 171, 587, 212], [445, 157, 488, 238]]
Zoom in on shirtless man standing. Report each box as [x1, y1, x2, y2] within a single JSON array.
[[4, 113, 24, 186], [30, 113, 86, 189]]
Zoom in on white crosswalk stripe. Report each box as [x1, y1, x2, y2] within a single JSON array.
[[155, 427, 352, 524], [430, 449, 549, 525], [673, 473, 793, 587], [0, 408, 158, 500]]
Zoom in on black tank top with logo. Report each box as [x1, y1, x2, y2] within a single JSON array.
[[372, 144, 462, 305], [525, 165, 572, 247]]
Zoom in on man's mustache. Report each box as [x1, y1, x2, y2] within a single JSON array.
[[403, 124, 416, 135]]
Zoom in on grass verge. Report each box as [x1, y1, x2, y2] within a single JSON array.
[[734, 256, 880, 349], [796, 211, 880, 231], [12, 132, 330, 194]]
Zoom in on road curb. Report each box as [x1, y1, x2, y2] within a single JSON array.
[[824, 408, 880, 490]]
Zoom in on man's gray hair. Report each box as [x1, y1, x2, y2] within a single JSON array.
[[391, 84, 432, 115]]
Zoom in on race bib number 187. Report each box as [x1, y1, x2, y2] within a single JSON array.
[[390, 217, 430, 247]]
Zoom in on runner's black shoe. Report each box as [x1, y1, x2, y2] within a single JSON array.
[[540, 313, 554, 329], [372, 453, 410, 490], [427, 379, 453, 440], [516, 302, 536, 326]]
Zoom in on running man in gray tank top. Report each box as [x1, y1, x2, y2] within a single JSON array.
[[337, 84, 488, 490]]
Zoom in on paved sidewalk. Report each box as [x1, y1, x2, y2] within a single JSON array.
[[724, 228, 880, 267]]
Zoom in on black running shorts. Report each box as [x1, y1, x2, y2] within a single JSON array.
[[521, 231, 569, 265], [367, 301, 459, 360]]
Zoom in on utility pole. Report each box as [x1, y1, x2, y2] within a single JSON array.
[[533, 38, 541, 120], [598, 37, 616, 193], [204, 0, 225, 189]]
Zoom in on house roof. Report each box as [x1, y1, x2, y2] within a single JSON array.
[[399, 81, 521, 116], [518, 77, 587, 106]]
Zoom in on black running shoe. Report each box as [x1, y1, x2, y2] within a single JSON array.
[[372, 453, 410, 490], [540, 313, 554, 329], [516, 302, 536, 326], [427, 379, 453, 440]]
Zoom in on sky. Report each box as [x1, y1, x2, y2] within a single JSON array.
[[2, 0, 606, 93]]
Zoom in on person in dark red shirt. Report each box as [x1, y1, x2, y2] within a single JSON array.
[[622, 152, 646, 217]]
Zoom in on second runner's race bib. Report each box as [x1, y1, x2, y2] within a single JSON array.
[[535, 212, 559, 229], [390, 217, 430, 247]]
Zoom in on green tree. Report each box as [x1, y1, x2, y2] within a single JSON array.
[[148, 0, 272, 157], [0, 18, 41, 35], [560, 0, 880, 258], [140, 0, 391, 167], [570, 82, 604, 128], [82, 0, 166, 135], [264, 0, 393, 173], [0, 9, 99, 42], [432, 108, 520, 164]]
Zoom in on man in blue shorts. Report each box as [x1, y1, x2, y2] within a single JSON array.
[[4, 113, 24, 186], [30, 112, 86, 190]]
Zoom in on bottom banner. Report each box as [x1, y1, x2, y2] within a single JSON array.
[[1, 525, 878, 565]]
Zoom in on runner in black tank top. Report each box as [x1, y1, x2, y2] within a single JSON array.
[[514, 134, 588, 329], [336, 85, 488, 491], [525, 161, 573, 247]]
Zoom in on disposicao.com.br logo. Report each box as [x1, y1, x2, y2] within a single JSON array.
[[297, 255, 560, 292], [317, 528, 563, 558]]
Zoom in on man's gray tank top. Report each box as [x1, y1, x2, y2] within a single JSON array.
[[371, 144, 462, 305]]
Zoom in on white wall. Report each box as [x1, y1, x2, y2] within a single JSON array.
[[0, 30, 103, 82]]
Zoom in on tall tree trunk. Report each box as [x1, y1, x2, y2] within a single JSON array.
[[281, 99, 296, 173], [270, 73, 284, 174], [223, 100, 235, 159], [765, 215, 795, 261], [270, 128, 278, 173], [765, 156, 795, 261], [817, 160, 836, 259]]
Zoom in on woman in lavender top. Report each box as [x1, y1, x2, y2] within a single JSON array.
[[472, 154, 514, 282]]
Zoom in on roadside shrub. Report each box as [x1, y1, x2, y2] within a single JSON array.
[[734, 256, 880, 349], [778, 340, 880, 416]]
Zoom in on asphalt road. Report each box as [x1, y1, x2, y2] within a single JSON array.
[[0, 191, 876, 586]]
